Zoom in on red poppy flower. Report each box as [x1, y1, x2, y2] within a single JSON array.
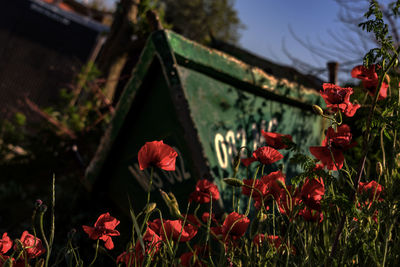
[[148, 219, 197, 243], [351, 65, 388, 100], [137, 227, 162, 262], [309, 124, 354, 170], [261, 130, 293, 149], [82, 212, 120, 250], [117, 226, 162, 266], [183, 214, 202, 227], [358, 180, 384, 202], [299, 207, 323, 223], [117, 251, 136, 267], [252, 146, 284, 165], [253, 234, 282, 249], [355, 181, 384, 223], [314, 164, 324, 170], [141, 226, 162, 254], [242, 171, 286, 210], [242, 179, 267, 209], [15, 231, 45, 259], [201, 212, 217, 224], [0, 233, 12, 255], [138, 140, 178, 171], [0, 256, 22, 267], [253, 233, 266, 246], [189, 180, 220, 203], [180, 245, 208, 267], [147, 218, 162, 234], [220, 212, 250, 241], [300, 177, 324, 211], [261, 170, 286, 200], [241, 157, 256, 167], [320, 83, 360, 117], [164, 220, 197, 242]]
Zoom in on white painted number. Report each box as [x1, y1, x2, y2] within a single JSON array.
[[213, 119, 279, 169]]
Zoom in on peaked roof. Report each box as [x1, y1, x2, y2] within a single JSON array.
[[85, 30, 324, 188], [211, 39, 324, 90]]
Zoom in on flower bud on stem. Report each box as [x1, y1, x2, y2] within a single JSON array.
[[223, 178, 244, 187]]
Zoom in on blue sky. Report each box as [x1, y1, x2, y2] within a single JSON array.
[[234, 1, 342, 64], [100, 0, 371, 82]]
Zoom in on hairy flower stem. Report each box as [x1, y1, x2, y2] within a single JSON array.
[[330, 47, 400, 260]]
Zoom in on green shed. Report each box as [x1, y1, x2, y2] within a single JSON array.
[[85, 30, 325, 213]]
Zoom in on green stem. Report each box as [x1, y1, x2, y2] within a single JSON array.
[[147, 167, 154, 205], [244, 165, 261, 216], [272, 201, 276, 238], [232, 186, 236, 212], [39, 211, 50, 267], [155, 209, 174, 256], [382, 220, 395, 266], [45, 174, 56, 267], [380, 127, 386, 169], [336, 108, 342, 125], [88, 239, 99, 267]]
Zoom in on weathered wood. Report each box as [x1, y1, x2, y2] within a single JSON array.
[[96, 0, 141, 101]]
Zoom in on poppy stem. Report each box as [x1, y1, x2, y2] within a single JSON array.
[[147, 167, 154, 204], [382, 221, 394, 266], [45, 174, 56, 267], [244, 165, 260, 216], [88, 239, 99, 267], [67, 236, 79, 265], [39, 209, 50, 267]]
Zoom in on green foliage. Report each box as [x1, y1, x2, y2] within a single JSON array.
[[159, 0, 244, 44], [4, 1, 400, 266], [359, 0, 396, 65]]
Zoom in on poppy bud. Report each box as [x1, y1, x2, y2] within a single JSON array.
[[168, 192, 179, 209], [35, 199, 43, 209], [376, 162, 383, 176], [232, 154, 241, 174], [168, 193, 183, 218], [223, 178, 244, 187], [275, 179, 286, 189], [160, 189, 171, 204], [257, 211, 267, 223], [67, 228, 76, 239], [39, 204, 48, 213], [145, 203, 156, 214], [312, 105, 324, 116], [160, 190, 183, 219]]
